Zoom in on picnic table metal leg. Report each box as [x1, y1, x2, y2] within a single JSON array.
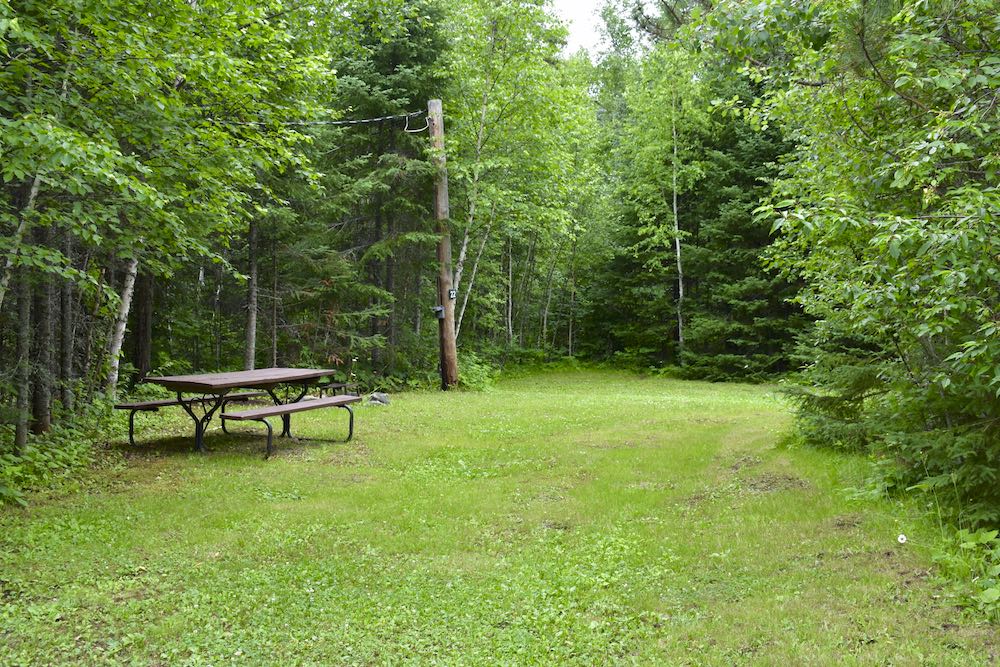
[[265, 386, 309, 439], [194, 420, 206, 452], [219, 395, 256, 435], [252, 418, 274, 458], [341, 405, 354, 442], [128, 409, 139, 447], [177, 392, 226, 452], [219, 396, 241, 434], [220, 398, 231, 434]]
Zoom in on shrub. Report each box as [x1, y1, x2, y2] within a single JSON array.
[[933, 528, 1000, 622]]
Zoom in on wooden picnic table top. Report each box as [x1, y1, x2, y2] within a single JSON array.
[[145, 367, 338, 393]]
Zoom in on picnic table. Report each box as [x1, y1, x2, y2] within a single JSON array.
[[142, 367, 355, 454]]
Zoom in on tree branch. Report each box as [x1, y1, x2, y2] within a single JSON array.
[[856, 19, 930, 112]]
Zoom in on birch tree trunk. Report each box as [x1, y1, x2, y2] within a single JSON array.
[[244, 219, 258, 370], [539, 244, 560, 349], [506, 236, 514, 345], [452, 89, 491, 295], [568, 237, 577, 357], [105, 256, 139, 400], [455, 207, 494, 340], [193, 266, 204, 369], [671, 91, 685, 362], [515, 234, 537, 346], [453, 193, 476, 294]]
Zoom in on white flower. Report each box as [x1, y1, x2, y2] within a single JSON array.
[[897, 534, 907, 544]]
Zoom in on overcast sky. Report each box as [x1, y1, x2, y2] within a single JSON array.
[[551, 0, 605, 55]]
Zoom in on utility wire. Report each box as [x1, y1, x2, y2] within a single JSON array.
[[211, 110, 427, 128]]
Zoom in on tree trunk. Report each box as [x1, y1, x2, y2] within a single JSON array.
[[30, 227, 53, 435], [386, 214, 396, 358], [515, 234, 537, 346], [81, 264, 103, 402], [671, 92, 685, 362], [105, 256, 139, 400], [132, 271, 153, 380], [0, 175, 41, 314], [368, 195, 383, 369], [452, 89, 491, 295], [213, 264, 223, 370], [455, 207, 494, 341], [271, 237, 278, 367], [415, 291, 423, 337], [244, 219, 258, 370], [414, 272, 424, 337], [506, 235, 514, 346], [453, 217, 473, 296], [60, 233, 74, 410], [539, 244, 560, 349], [568, 237, 577, 357], [14, 268, 32, 454]]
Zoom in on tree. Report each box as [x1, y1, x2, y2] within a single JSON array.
[[1, 0, 333, 424], [744, 0, 1000, 522], [585, 46, 709, 365], [442, 0, 598, 359]]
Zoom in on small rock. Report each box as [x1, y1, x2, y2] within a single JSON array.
[[368, 392, 390, 406]]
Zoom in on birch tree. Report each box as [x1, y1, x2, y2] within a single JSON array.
[[618, 46, 708, 363]]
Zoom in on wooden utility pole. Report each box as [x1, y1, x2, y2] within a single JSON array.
[[428, 99, 459, 389]]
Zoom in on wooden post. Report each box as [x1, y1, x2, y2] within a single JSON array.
[[429, 99, 459, 389]]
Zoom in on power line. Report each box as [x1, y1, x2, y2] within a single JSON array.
[[210, 110, 427, 128], [286, 110, 426, 126]]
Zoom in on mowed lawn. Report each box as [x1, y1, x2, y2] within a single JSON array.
[[1, 369, 996, 665]]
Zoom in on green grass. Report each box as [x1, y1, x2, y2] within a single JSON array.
[[1, 369, 996, 665]]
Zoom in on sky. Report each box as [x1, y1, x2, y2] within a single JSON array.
[[551, 0, 605, 56]]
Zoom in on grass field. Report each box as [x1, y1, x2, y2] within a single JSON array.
[[1, 369, 996, 665]]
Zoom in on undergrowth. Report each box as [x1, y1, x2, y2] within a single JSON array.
[[933, 528, 1000, 622], [0, 398, 113, 506]]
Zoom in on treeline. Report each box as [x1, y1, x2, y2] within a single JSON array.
[[578, 6, 805, 378], [756, 0, 1000, 525], [5, 0, 998, 532], [0, 0, 335, 455], [624, 0, 997, 524], [0, 0, 602, 474]]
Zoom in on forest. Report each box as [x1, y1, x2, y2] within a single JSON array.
[[2, 0, 1000, 650]]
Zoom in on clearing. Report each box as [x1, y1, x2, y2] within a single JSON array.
[[1, 369, 996, 664]]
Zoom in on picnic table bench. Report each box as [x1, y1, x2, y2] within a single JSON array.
[[222, 394, 361, 457], [122, 368, 360, 457], [115, 392, 266, 447], [318, 381, 358, 397]]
